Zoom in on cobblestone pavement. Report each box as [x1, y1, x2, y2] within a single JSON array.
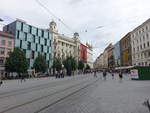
[[40, 73, 150, 113]]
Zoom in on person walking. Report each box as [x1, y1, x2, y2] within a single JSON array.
[[119, 71, 123, 82], [112, 72, 114, 79], [103, 70, 107, 80], [94, 70, 97, 78], [0, 79, 3, 87]]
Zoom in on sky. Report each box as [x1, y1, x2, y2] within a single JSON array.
[[1, 0, 150, 61]]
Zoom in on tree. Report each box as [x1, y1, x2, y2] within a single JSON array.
[[85, 64, 91, 70], [63, 56, 77, 75], [52, 58, 62, 72], [33, 55, 47, 73], [5, 48, 28, 75], [78, 60, 84, 70]]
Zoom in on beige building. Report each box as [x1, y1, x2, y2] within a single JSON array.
[[131, 19, 150, 66], [94, 53, 104, 69], [0, 31, 14, 78], [94, 44, 113, 69], [49, 21, 80, 63]]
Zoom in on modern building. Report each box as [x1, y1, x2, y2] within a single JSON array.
[[80, 43, 87, 63], [86, 43, 93, 68], [108, 44, 114, 69], [49, 21, 80, 63], [3, 19, 53, 69], [120, 32, 132, 66], [113, 41, 121, 67], [102, 44, 113, 69], [131, 19, 150, 66], [0, 31, 14, 78]]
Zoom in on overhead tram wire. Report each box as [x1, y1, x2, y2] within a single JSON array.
[[35, 0, 74, 33]]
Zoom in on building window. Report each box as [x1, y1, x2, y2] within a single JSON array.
[[47, 46, 49, 53], [7, 49, 11, 55], [42, 30, 44, 37], [27, 42, 31, 50], [50, 40, 51, 47], [140, 45, 142, 49], [44, 53, 46, 59], [8, 41, 12, 47], [142, 28, 144, 32], [146, 26, 148, 30], [1, 40, 6, 46], [144, 43, 146, 48], [24, 32, 27, 41], [20, 40, 22, 48], [33, 35, 35, 43], [0, 48, 5, 55], [148, 52, 150, 57], [48, 32, 49, 39], [31, 51, 34, 59], [36, 28, 38, 35], [39, 37, 40, 44], [36, 44, 38, 51], [41, 45, 43, 52], [0, 57, 4, 65], [29, 25, 32, 33], [146, 33, 149, 39], [21, 23, 23, 31], [44, 39, 47, 46], [147, 42, 150, 47], [17, 31, 20, 39], [143, 36, 145, 41]]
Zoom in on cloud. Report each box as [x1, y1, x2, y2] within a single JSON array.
[[1, 0, 150, 60]]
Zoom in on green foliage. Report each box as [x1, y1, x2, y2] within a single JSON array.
[[5, 48, 28, 73], [33, 55, 47, 73], [85, 64, 91, 70], [63, 56, 77, 71], [78, 60, 84, 70], [52, 58, 62, 71]]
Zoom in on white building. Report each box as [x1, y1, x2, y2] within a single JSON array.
[[49, 21, 80, 63], [86, 43, 93, 68], [131, 19, 150, 66]]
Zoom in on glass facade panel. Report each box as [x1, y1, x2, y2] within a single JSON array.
[[23, 24, 29, 33], [32, 27, 36, 35], [16, 21, 22, 30], [38, 29, 42, 37], [44, 31, 48, 38]]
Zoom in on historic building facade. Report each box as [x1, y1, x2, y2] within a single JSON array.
[[120, 32, 132, 66], [3, 19, 53, 69], [80, 43, 87, 63], [49, 21, 80, 63], [131, 19, 150, 66], [0, 31, 14, 78]]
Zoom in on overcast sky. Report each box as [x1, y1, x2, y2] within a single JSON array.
[[1, 0, 150, 60]]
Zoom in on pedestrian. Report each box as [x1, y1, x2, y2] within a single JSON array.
[[119, 71, 123, 82], [112, 72, 114, 79], [0, 79, 3, 87], [103, 70, 107, 80], [94, 70, 97, 78]]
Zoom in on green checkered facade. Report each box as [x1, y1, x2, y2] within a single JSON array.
[[3, 20, 53, 69]]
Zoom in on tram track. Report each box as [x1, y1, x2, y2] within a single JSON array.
[[0, 76, 98, 113]]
